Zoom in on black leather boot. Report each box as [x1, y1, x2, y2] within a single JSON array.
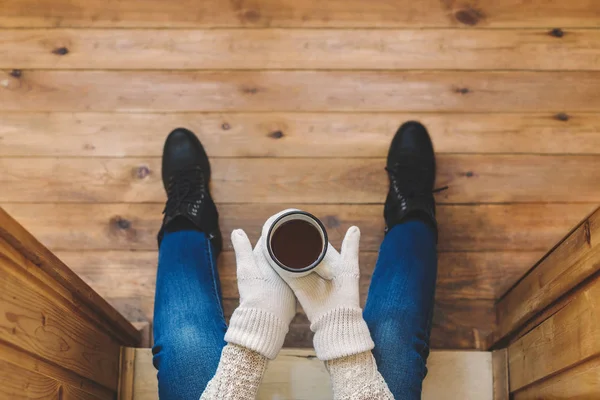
[[157, 128, 222, 254], [384, 121, 446, 236]]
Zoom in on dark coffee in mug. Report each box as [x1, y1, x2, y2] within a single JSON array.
[[266, 210, 328, 275], [271, 219, 324, 270]]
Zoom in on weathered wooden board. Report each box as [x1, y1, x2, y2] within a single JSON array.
[[3, 71, 600, 112], [0, 358, 103, 400], [495, 207, 600, 343], [2, 29, 599, 70], [54, 250, 500, 349], [0, 247, 122, 390], [2, 156, 600, 203], [3, 113, 598, 157], [56, 250, 541, 302], [0, 0, 597, 28], [512, 356, 600, 400], [5, 203, 593, 252], [508, 274, 600, 391]]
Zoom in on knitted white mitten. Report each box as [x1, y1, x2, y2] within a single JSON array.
[[225, 228, 296, 360], [262, 213, 374, 361]]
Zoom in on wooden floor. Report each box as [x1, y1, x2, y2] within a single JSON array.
[[1, 0, 600, 349]]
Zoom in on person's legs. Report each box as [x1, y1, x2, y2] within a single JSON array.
[[152, 230, 226, 400], [363, 220, 437, 399], [364, 121, 440, 399], [152, 128, 225, 400]]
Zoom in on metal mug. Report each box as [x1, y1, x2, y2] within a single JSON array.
[[265, 210, 329, 278]]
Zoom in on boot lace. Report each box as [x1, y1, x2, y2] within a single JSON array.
[[385, 154, 448, 201], [163, 167, 206, 215]]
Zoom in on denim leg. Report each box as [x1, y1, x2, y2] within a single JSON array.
[[363, 220, 438, 400], [152, 230, 227, 400]]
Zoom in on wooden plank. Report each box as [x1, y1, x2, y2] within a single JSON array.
[[0, 235, 143, 358], [507, 274, 600, 391], [3, 29, 600, 70], [161, 298, 493, 349], [0, 207, 141, 346], [56, 250, 541, 302], [131, 348, 493, 400], [132, 348, 157, 400], [3, 112, 600, 157], [56, 250, 529, 349], [5, 203, 593, 253], [0, 248, 122, 390], [57, 251, 496, 348], [0, 0, 598, 28], [430, 298, 495, 350], [2, 156, 600, 203], [118, 347, 135, 400], [0, 357, 102, 400], [492, 349, 509, 400], [0, 340, 114, 400], [495, 207, 600, 343], [128, 296, 493, 350], [3, 71, 600, 112], [513, 356, 600, 400]]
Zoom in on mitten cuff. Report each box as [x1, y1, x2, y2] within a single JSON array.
[[225, 307, 289, 360], [311, 307, 375, 361]]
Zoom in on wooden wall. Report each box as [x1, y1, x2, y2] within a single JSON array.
[[492, 207, 600, 398], [0, 207, 140, 399]]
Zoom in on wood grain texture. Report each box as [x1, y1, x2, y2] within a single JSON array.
[[0, 249, 121, 390], [56, 250, 541, 302], [0, 235, 143, 358], [131, 348, 493, 400], [430, 298, 495, 349], [3, 112, 600, 157], [56, 250, 501, 349], [0, 207, 141, 346], [512, 356, 600, 400], [0, 340, 114, 400], [495, 207, 600, 343], [100, 296, 492, 349], [2, 156, 600, 203], [507, 274, 600, 391], [0, 0, 598, 28], [0, 358, 102, 400], [118, 347, 135, 400], [3, 29, 600, 70], [5, 203, 594, 252], [3, 71, 600, 112], [492, 349, 509, 400], [132, 348, 158, 400]]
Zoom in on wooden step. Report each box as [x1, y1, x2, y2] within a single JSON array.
[[123, 348, 495, 400]]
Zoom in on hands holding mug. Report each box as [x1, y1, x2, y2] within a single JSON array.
[[225, 209, 374, 361]]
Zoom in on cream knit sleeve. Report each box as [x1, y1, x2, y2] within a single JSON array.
[[326, 351, 394, 400], [200, 345, 393, 400], [200, 344, 268, 400]]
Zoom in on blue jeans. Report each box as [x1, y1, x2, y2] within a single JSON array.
[[153, 220, 437, 399]]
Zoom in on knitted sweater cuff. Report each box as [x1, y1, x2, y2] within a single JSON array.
[[225, 307, 289, 360], [311, 307, 375, 361]]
